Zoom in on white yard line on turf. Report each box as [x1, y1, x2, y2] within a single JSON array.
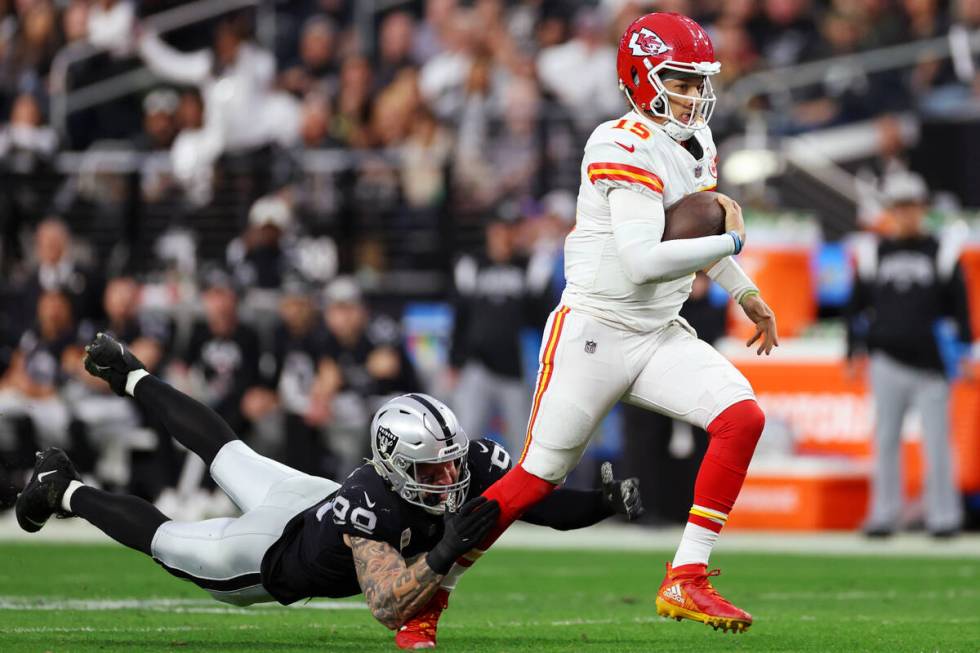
[[2, 513, 979, 557]]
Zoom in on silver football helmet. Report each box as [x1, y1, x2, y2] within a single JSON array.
[[369, 393, 470, 514]]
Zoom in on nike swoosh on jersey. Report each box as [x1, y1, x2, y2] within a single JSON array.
[[364, 492, 376, 508], [615, 141, 636, 153], [37, 471, 57, 482]]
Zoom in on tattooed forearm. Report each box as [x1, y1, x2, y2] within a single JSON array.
[[349, 537, 443, 630]]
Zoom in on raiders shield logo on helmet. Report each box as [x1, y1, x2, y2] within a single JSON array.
[[377, 426, 397, 457], [628, 28, 670, 56]]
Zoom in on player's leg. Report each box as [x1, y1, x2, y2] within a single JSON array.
[[623, 322, 762, 631], [85, 332, 303, 512], [480, 307, 629, 548], [396, 307, 630, 649], [16, 448, 169, 556], [865, 352, 913, 534], [913, 369, 962, 535], [84, 332, 236, 466], [151, 474, 339, 606]]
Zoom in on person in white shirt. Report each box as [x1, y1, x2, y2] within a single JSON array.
[[395, 13, 779, 648]]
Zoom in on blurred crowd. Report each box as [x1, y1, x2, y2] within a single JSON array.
[[2, 0, 980, 512]]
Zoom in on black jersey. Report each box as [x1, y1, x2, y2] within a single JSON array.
[[260, 438, 516, 605]]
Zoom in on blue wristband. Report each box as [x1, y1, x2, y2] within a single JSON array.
[[728, 230, 743, 255]]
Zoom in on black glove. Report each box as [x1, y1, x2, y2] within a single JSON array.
[[600, 462, 644, 521], [425, 496, 500, 574], [83, 332, 146, 397]]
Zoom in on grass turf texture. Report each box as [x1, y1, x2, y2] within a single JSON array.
[[0, 543, 977, 652]]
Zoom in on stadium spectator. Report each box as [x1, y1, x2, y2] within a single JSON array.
[[536, 8, 622, 130], [320, 276, 419, 476], [374, 11, 417, 91], [265, 278, 332, 475], [136, 13, 300, 196], [227, 195, 295, 291], [135, 88, 178, 152], [400, 105, 453, 211], [846, 172, 970, 538], [455, 75, 543, 210], [413, 0, 458, 64], [86, 0, 135, 58], [919, 0, 980, 117], [297, 89, 340, 148], [0, 93, 58, 266], [15, 218, 103, 334], [278, 15, 339, 98], [0, 289, 75, 466], [175, 269, 262, 435], [0, 92, 57, 160], [448, 212, 554, 455], [333, 54, 373, 148], [61, 0, 88, 47], [0, 0, 59, 102], [752, 0, 819, 68], [418, 8, 481, 123]]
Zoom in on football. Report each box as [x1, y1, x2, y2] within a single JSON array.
[[663, 191, 727, 241]]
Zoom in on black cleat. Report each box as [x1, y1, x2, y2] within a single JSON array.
[[15, 448, 82, 533], [83, 332, 146, 396]]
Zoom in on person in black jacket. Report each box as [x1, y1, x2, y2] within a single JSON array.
[[449, 214, 554, 455], [846, 172, 971, 538]]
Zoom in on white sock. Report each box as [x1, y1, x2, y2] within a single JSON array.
[[671, 522, 719, 568], [438, 549, 484, 592], [125, 369, 150, 396], [61, 480, 85, 513]]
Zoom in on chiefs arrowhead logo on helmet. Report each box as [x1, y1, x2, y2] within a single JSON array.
[[628, 28, 669, 56]]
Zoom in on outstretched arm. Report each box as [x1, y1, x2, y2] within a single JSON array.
[[348, 536, 443, 630]]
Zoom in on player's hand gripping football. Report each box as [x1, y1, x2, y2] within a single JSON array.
[[425, 496, 500, 574], [716, 194, 745, 245], [740, 294, 779, 355], [600, 462, 644, 521]]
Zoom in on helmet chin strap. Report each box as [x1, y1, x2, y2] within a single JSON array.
[[664, 121, 696, 141], [622, 88, 696, 142]]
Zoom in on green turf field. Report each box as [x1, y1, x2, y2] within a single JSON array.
[[1, 543, 977, 652]]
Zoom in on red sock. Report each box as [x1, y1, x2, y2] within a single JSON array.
[[465, 465, 556, 561], [688, 399, 765, 532]]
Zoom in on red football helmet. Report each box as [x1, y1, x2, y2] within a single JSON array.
[[616, 12, 721, 140]]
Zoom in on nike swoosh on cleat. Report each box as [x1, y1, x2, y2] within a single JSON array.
[[37, 471, 57, 482], [23, 514, 46, 527], [615, 141, 635, 153]]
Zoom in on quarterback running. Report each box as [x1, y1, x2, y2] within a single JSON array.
[[397, 11, 779, 645], [15, 333, 642, 647]]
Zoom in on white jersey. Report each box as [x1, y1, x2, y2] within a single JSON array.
[[560, 110, 719, 333]]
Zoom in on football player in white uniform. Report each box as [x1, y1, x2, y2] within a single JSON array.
[[396, 12, 779, 644]]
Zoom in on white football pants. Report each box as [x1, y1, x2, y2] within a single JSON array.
[[520, 305, 756, 482], [150, 441, 340, 605]]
